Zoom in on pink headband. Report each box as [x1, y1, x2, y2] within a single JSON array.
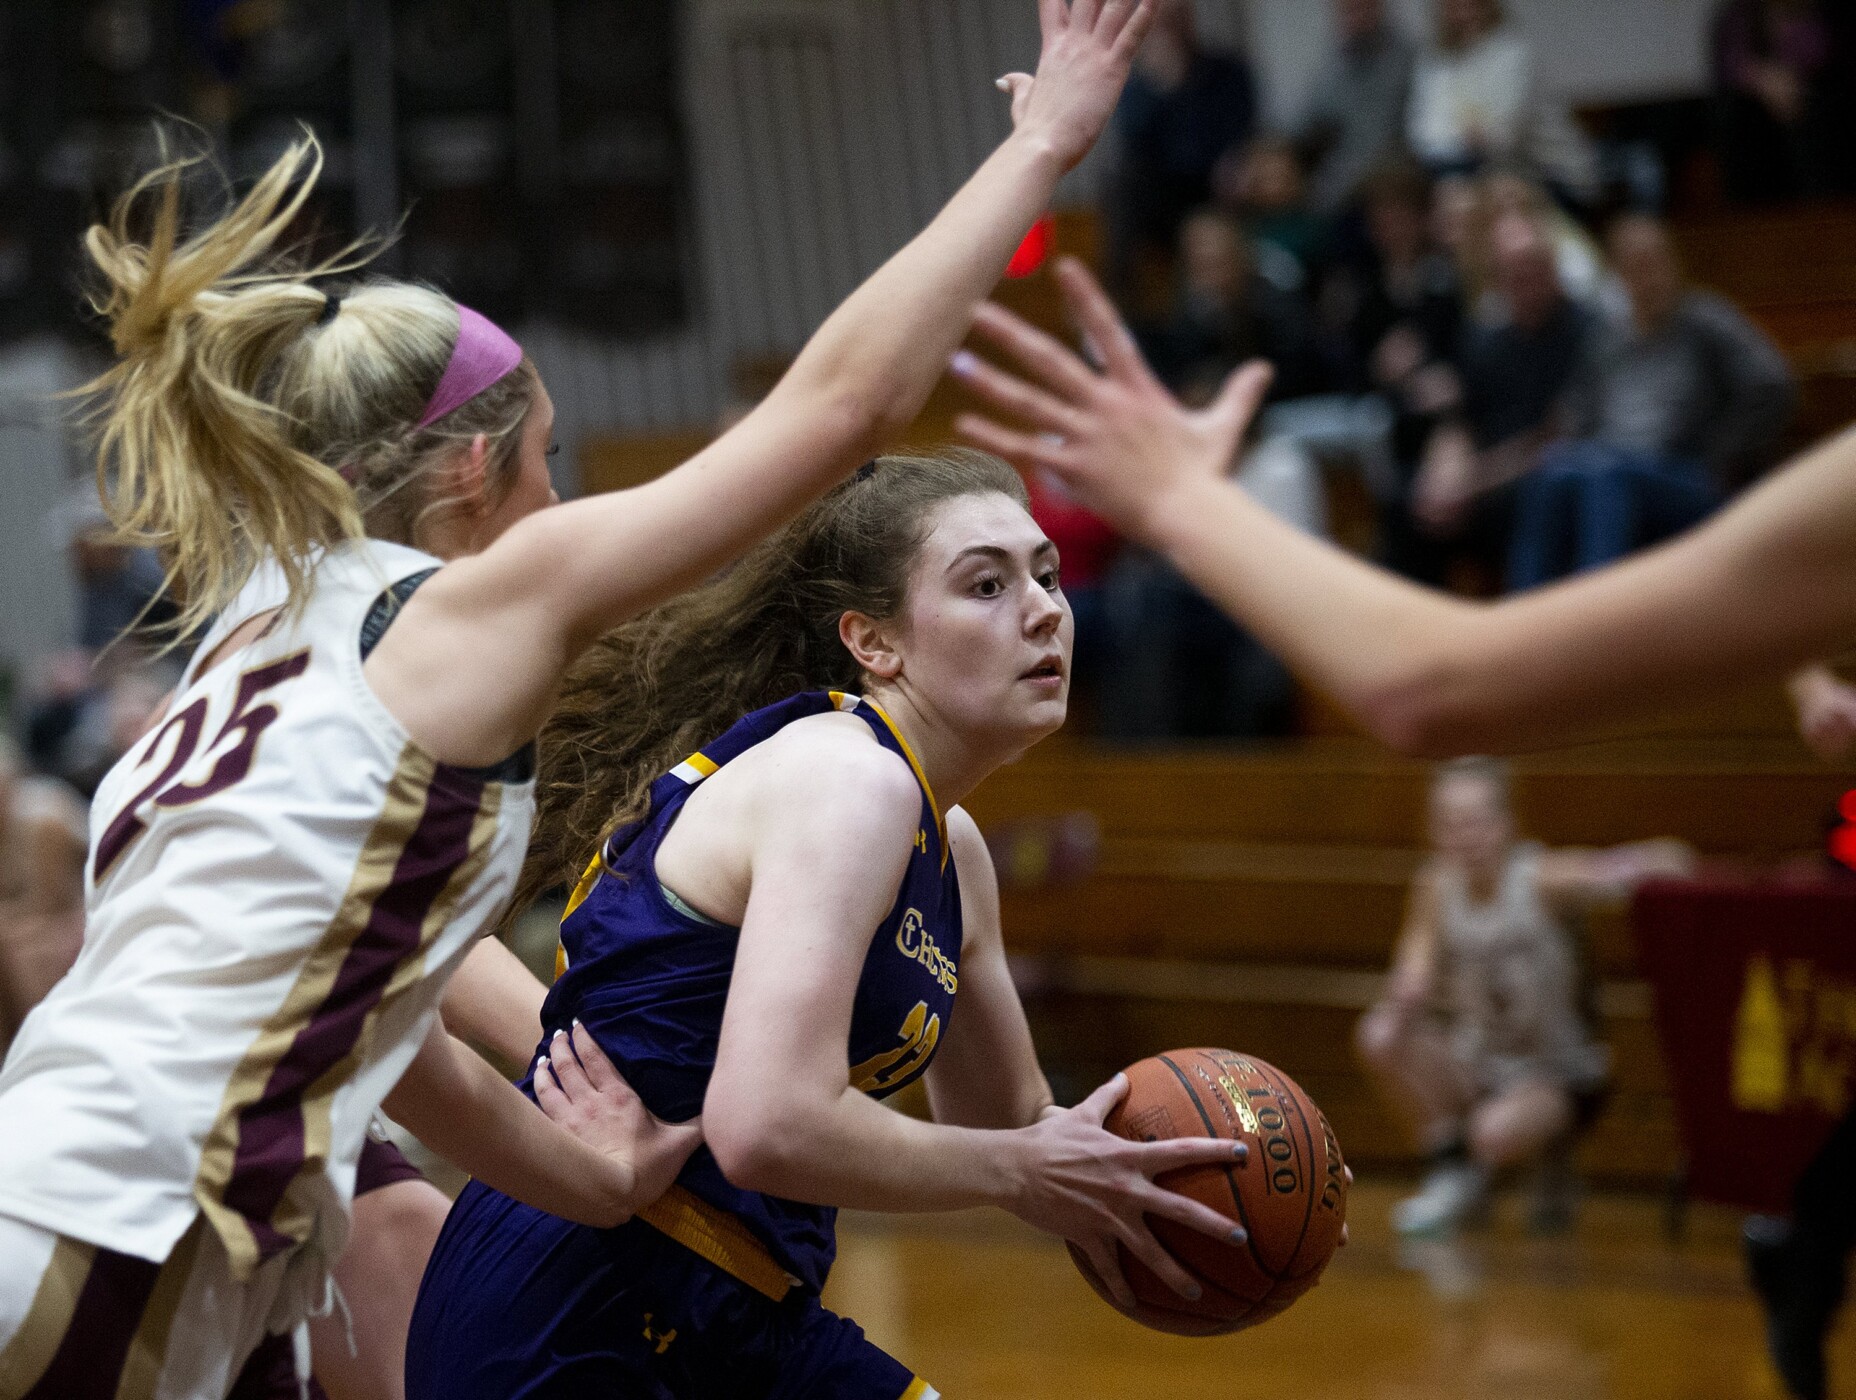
[[417, 304, 524, 429]]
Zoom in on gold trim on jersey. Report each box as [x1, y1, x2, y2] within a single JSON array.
[[847, 696, 948, 871], [114, 1219, 205, 1400], [278, 778, 506, 1255], [193, 746, 448, 1279], [0, 1235, 94, 1397], [635, 1185, 795, 1302]]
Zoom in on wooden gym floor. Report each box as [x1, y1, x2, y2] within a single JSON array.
[[822, 1180, 1846, 1399]]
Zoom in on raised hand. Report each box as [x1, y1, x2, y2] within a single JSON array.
[[996, 0, 1159, 172], [1004, 1072, 1249, 1310], [535, 1022, 704, 1211], [952, 257, 1274, 544]]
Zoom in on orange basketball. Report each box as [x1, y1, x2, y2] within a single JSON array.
[[1068, 1048, 1349, 1335]]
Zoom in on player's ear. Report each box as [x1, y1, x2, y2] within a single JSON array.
[[840, 610, 902, 680]]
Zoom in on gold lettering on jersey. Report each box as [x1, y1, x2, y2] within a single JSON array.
[[915, 829, 928, 854], [850, 1000, 941, 1093], [895, 908, 957, 993]]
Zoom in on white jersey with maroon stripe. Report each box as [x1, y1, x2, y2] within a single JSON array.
[[0, 538, 534, 1315]]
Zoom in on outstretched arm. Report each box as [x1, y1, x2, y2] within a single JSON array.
[[374, 1, 1159, 766], [953, 259, 1856, 756]]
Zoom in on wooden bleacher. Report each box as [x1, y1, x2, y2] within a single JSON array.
[[575, 200, 1856, 1186], [964, 679, 1852, 1187]]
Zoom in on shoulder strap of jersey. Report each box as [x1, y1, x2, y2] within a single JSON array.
[[833, 693, 948, 872]]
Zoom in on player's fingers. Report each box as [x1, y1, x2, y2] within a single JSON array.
[[1111, 0, 1159, 58], [568, 1021, 622, 1094], [1037, 0, 1067, 39], [532, 1054, 567, 1115], [1118, 1222, 1203, 1302], [544, 1028, 592, 1102], [951, 350, 1086, 437], [1081, 1237, 1139, 1310], [1138, 1184, 1249, 1246], [1209, 360, 1275, 438], [971, 302, 1101, 402], [1131, 1136, 1249, 1174], [1095, 0, 1133, 35], [954, 414, 1071, 474], [1070, 0, 1100, 32], [1075, 1071, 1130, 1125], [1055, 258, 1155, 387]]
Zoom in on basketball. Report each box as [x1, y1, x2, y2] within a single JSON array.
[[1068, 1049, 1349, 1335]]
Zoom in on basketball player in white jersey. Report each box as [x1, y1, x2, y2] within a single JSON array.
[[0, 7, 1159, 1395]]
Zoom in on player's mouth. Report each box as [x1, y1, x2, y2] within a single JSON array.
[[1021, 655, 1065, 687]]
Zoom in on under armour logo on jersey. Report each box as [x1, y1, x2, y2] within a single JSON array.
[[642, 1313, 677, 1355]]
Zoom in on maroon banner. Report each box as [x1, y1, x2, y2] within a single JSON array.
[[1634, 875, 1856, 1213]]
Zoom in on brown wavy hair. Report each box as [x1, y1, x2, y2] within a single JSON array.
[[516, 448, 1028, 913]]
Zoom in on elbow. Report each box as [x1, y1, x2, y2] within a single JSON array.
[[1356, 663, 1491, 760], [704, 1099, 807, 1197]]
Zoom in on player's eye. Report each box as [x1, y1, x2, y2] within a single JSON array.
[[1038, 567, 1061, 592], [973, 574, 1004, 598]]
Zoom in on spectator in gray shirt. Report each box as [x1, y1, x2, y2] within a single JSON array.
[[1298, 0, 1417, 215], [1507, 213, 1794, 589]]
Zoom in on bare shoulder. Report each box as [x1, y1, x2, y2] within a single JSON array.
[[736, 712, 921, 829]]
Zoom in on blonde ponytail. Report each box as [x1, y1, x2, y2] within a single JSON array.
[[77, 132, 540, 641]]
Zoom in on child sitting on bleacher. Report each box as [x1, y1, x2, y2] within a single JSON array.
[[1354, 756, 1693, 1235]]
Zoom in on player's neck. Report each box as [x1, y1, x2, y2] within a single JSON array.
[[858, 685, 1007, 813]]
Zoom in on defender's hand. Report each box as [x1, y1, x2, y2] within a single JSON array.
[[999, 0, 1159, 172], [1004, 1073, 1250, 1310], [535, 1023, 704, 1214], [953, 258, 1273, 545]]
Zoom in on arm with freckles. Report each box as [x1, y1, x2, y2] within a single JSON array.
[[922, 809, 1058, 1131], [702, 733, 1247, 1307], [954, 260, 1856, 757]]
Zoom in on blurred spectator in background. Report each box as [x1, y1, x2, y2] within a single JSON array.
[[1711, 0, 1835, 202], [1405, 212, 1589, 582], [1295, 0, 1416, 217], [1507, 213, 1794, 588], [1141, 208, 1326, 402], [1025, 468, 1123, 712], [24, 648, 176, 798], [1480, 168, 1608, 312], [0, 735, 86, 1055], [50, 491, 173, 652], [1098, 429, 1317, 742], [1407, 0, 1598, 209], [1216, 134, 1330, 293], [1355, 757, 1694, 1237], [1105, 0, 1258, 299]]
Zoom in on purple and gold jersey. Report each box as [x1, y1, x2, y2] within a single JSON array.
[[544, 690, 963, 1293]]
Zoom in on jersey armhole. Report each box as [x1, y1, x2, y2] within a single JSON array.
[[357, 569, 536, 784]]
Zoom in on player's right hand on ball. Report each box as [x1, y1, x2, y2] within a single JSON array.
[[1005, 1072, 1248, 1309], [536, 1021, 704, 1215]]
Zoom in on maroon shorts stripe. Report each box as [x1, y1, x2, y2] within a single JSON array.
[[218, 767, 487, 1260], [19, 1246, 160, 1400]]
